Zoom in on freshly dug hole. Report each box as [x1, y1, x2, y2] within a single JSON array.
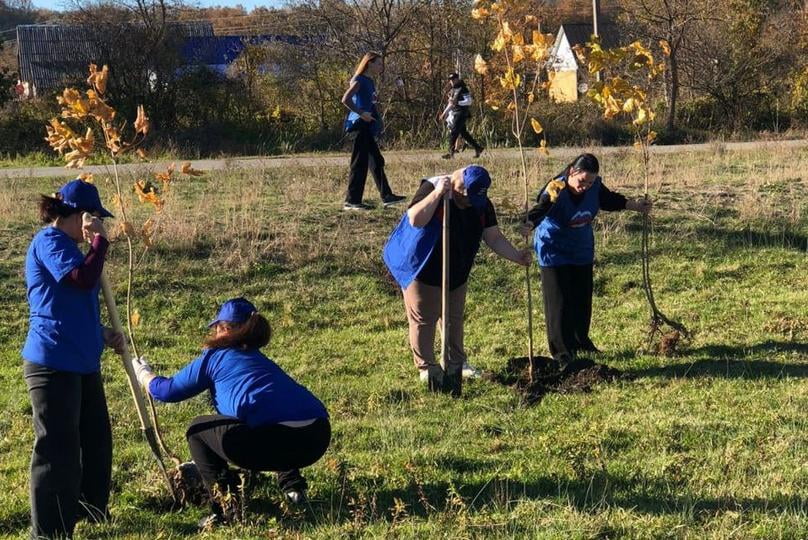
[[485, 356, 629, 406]]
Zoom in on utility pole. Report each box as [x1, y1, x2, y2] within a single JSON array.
[[593, 0, 601, 82]]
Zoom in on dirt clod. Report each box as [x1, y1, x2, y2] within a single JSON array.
[[168, 461, 208, 507], [485, 356, 629, 406]]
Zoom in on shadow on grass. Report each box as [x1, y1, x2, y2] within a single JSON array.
[[628, 341, 808, 379], [46, 456, 808, 537], [250, 470, 808, 532], [0, 509, 29, 534]]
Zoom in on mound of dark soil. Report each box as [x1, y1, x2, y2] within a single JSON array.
[[484, 355, 629, 406]]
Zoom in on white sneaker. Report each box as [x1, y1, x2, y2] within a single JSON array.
[[462, 361, 481, 379], [419, 369, 429, 382]]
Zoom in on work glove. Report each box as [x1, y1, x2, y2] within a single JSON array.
[[132, 355, 155, 389]]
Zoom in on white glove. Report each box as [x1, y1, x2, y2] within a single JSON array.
[[132, 356, 155, 389]]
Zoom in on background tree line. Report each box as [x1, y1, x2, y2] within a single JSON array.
[[1, 0, 806, 158]]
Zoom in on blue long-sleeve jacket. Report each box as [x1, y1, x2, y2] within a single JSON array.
[[149, 348, 328, 428]]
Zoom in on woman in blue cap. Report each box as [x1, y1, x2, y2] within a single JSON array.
[[133, 298, 330, 528], [341, 51, 405, 210], [22, 179, 125, 539], [383, 165, 531, 396], [521, 153, 652, 365]]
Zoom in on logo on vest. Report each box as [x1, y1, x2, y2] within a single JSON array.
[[568, 210, 593, 228]]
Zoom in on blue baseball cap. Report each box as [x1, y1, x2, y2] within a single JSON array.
[[208, 297, 257, 328], [58, 179, 114, 218], [463, 165, 491, 209]]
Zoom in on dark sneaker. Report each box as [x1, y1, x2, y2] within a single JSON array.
[[343, 201, 372, 211], [473, 147, 485, 158], [198, 513, 228, 531], [284, 489, 307, 505], [441, 153, 454, 160], [382, 194, 406, 207]]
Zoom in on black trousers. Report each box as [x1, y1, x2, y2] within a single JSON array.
[[186, 415, 331, 507], [346, 123, 393, 203], [24, 361, 112, 540], [449, 111, 482, 154], [540, 264, 595, 360]]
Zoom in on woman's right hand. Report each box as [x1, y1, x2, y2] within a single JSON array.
[[435, 176, 451, 196], [519, 221, 534, 237], [82, 213, 107, 241], [360, 111, 374, 122]]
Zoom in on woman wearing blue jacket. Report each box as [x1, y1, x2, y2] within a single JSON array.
[[23, 179, 124, 539], [521, 154, 651, 364], [341, 51, 405, 210], [133, 298, 330, 528]]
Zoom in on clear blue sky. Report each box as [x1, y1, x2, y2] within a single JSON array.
[[32, 0, 284, 12]]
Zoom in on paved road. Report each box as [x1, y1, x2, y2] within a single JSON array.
[[2, 139, 806, 180]]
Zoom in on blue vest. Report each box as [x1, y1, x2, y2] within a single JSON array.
[[534, 177, 602, 267], [382, 178, 442, 289], [344, 75, 382, 136]]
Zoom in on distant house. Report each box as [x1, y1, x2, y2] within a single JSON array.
[[16, 22, 214, 97], [547, 22, 618, 103]]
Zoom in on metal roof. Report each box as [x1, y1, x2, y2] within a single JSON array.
[[16, 22, 214, 94]]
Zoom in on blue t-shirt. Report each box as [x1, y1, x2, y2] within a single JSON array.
[[149, 348, 329, 428], [22, 227, 104, 374]]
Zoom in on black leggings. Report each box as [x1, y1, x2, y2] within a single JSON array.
[[186, 415, 331, 499], [449, 111, 482, 154], [24, 361, 112, 539], [346, 122, 393, 203], [540, 264, 595, 360]]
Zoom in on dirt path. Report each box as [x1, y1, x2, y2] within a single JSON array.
[[2, 139, 806, 180]]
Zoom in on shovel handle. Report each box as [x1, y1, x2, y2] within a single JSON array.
[[99, 271, 153, 434], [440, 189, 451, 370]]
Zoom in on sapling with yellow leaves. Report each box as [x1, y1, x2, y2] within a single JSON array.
[[574, 38, 689, 347], [471, 0, 555, 379], [45, 64, 204, 499]]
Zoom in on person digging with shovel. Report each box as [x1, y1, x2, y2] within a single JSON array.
[[383, 165, 531, 396], [521, 153, 652, 369], [22, 179, 125, 539], [132, 298, 330, 529]]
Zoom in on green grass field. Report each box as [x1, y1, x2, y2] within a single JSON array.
[[0, 145, 806, 538]]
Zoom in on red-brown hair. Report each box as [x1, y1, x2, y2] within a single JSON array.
[[204, 312, 271, 350], [353, 51, 381, 78]]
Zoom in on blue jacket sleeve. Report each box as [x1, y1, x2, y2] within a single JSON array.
[[148, 352, 213, 403]]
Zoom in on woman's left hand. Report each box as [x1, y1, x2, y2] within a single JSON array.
[[103, 327, 126, 355], [516, 248, 532, 267]]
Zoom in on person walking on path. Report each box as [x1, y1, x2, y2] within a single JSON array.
[[520, 153, 652, 366], [133, 298, 331, 529], [383, 165, 530, 396], [22, 179, 125, 539], [341, 51, 405, 211], [441, 73, 484, 160]]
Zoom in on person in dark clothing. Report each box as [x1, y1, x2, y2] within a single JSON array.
[[521, 153, 651, 364], [134, 298, 330, 529], [22, 179, 125, 539], [383, 165, 531, 396], [341, 51, 405, 210], [441, 73, 484, 160]]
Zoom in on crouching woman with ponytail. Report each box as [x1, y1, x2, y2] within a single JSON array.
[[133, 298, 330, 528]]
